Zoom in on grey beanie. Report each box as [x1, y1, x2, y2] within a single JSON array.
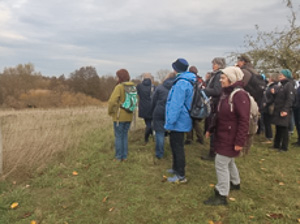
[[212, 57, 226, 69]]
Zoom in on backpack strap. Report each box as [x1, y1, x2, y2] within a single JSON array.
[[173, 77, 195, 113], [228, 87, 244, 112]]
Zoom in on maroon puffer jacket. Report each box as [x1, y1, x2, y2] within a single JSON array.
[[213, 81, 250, 157]]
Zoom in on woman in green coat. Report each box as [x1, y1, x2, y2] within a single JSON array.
[[108, 69, 135, 161]]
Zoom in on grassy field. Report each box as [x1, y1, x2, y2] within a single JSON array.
[[0, 108, 300, 224]]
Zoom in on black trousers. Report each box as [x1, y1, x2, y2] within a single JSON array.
[[293, 107, 300, 142], [274, 125, 289, 150], [169, 131, 185, 177], [144, 119, 153, 142], [262, 112, 273, 139]]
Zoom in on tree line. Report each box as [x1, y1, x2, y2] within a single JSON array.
[[0, 64, 136, 109]]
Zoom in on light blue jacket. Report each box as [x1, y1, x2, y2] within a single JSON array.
[[164, 72, 196, 132]]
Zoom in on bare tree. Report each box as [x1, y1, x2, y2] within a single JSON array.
[[235, 0, 300, 75], [155, 69, 171, 83]]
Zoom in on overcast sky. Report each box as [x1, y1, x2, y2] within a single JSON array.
[[0, 0, 298, 78]]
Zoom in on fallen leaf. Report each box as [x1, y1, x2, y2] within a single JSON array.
[[19, 212, 33, 218], [161, 175, 168, 182], [30, 221, 37, 224], [12, 181, 17, 185], [266, 213, 284, 219], [25, 185, 30, 188], [260, 159, 265, 161], [208, 221, 214, 224], [209, 184, 215, 187], [109, 207, 114, 212], [297, 218, 300, 223], [249, 216, 255, 219], [102, 196, 109, 203], [279, 182, 285, 186], [229, 197, 236, 201], [261, 168, 267, 171], [10, 202, 19, 209], [72, 171, 78, 176]]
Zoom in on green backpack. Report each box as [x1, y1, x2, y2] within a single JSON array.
[[121, 84, 138, 112]]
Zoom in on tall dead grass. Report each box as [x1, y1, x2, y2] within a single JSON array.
[[0, 106, 111, 180]]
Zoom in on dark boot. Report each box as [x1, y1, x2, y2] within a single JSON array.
[[230, 182, 240, 191], [204, 189, 228, 206]]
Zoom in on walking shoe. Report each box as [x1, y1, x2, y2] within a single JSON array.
[[230, 182, 240, 190], [167, 175, 187, 184], [201, 155, 215, 161], [203, 190, 228, 206], [166, 169, 177, 174]]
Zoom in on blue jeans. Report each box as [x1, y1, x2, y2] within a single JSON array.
[[113, 122, 131, 160], [155, 131, 165, 158]]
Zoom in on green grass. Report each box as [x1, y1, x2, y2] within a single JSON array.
[[0, 120, 300, 224]]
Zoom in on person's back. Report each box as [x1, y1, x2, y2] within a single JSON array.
[[164, 58, 195, 184], [137, 78, 153, 119], [165, 71, 195, 132], [151, 72, 176, 159]]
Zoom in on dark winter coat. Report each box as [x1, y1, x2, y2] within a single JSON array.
[[211, 81, 250, 157], [271, 79, 294, 127], [240, 64, 258, 86], [137, 78, 155, 119], [203, 70, 222, 113], [151, 77, 175, 132], [261, 82, 278, 114]]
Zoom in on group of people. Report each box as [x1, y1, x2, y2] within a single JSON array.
[[107, 56, 297, 206]]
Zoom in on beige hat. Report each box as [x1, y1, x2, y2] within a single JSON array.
[[221, 66, 244, 84]]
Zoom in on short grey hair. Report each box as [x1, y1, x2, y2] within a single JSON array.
[[212, 57, 226, 69]]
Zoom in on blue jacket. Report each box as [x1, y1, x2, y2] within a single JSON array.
[[164, 72, 196, 132]]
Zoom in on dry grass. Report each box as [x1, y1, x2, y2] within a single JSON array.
[[0, 106, 110, 180]]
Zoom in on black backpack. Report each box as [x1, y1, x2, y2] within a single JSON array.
[[173, 77, 211, 120], [189, 81, 211, 120], [244, 70, 266, 108]]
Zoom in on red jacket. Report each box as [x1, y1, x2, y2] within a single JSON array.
[[212, 81, 250, 157]]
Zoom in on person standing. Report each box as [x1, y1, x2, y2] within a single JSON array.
[[137, 73, 155, 144], [185, 65, 205, 145], [204, 66, 249, 206], [164, 58, 196, 183], [108, 69, 135, 161], [151, 72, 176, 159], [201, 58, 226, 161], [261, 73, 279, 143], [271, 69, 294, 151]]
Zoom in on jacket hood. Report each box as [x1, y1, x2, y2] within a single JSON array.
[[163, 77, 175, 90], [142, 78, 152, 86], [174, 71, 196, 83]]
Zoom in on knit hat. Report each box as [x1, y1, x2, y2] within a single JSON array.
[[221, 66, 244, 84], [189, 66, 198, 75], [116, 69, 130, 83], [280, 69, 292, 79], [211, 57, 226, 69], [172, 58, 189, 73]]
